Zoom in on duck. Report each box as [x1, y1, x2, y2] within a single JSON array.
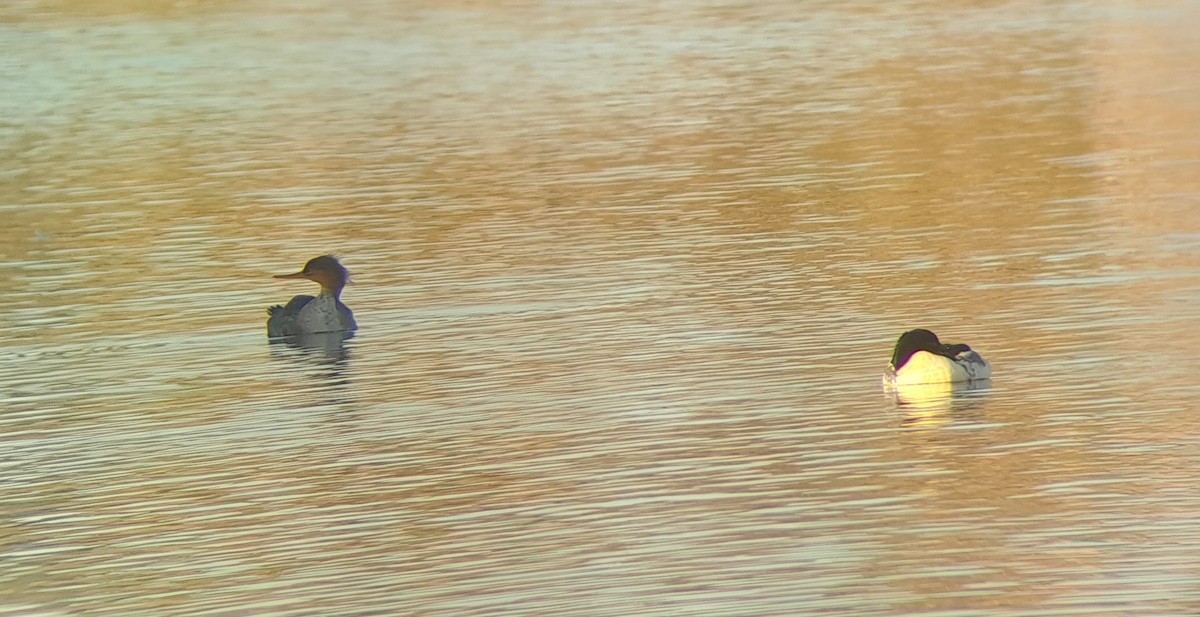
[[266, 255, 357, 337], [884, 329, 991, 385]]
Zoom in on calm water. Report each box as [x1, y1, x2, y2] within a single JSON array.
[[3, 1, 1200, 615]]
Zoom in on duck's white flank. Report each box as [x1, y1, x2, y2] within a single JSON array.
[[886, 350, 991, 386]]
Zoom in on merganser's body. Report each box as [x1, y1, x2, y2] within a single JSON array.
[[266, 255, 357, 337], [884, 329, 990, 386]]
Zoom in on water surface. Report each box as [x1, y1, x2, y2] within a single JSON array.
[[3, 1, 1200, 615]]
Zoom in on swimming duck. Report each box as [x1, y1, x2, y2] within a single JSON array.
[[266, 255, 357, 337], [884, 329, 991, 385]]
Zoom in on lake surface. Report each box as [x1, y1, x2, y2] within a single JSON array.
[[3, 1, 1200, 615]]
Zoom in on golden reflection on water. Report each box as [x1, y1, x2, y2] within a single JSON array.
[[3, 0, 1200, 615]]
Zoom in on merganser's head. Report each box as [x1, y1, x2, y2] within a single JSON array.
[[890, 329, 973, 370], [274, 255, 351, 298]]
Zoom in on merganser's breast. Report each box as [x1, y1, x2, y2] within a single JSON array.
[[267, 294, 356, 337]]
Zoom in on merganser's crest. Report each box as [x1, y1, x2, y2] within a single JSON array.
[[884, 328, 990, 385], [266, 255, 357, 338]]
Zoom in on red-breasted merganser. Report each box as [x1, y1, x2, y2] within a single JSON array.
[[883, 329, 991, 385], [266, 255, 357, 337]]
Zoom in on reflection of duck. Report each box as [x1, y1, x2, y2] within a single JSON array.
[[269, 331, 355, 371], [267, 255, 357, 337], [271, 330, 355, 358], [887, 380, 957, 407], [885, 379, 992, 427], [884, 329, 990, 385]]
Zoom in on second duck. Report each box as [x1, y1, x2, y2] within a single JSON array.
[[884, 329, 991, 385]]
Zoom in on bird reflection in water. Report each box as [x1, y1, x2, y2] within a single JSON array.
[[885, 379, 993, 428], [269, 330, 356, 388]]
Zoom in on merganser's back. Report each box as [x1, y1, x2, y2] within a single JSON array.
[[266, 255, 357, 337], [884, 328, 990, 385]]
